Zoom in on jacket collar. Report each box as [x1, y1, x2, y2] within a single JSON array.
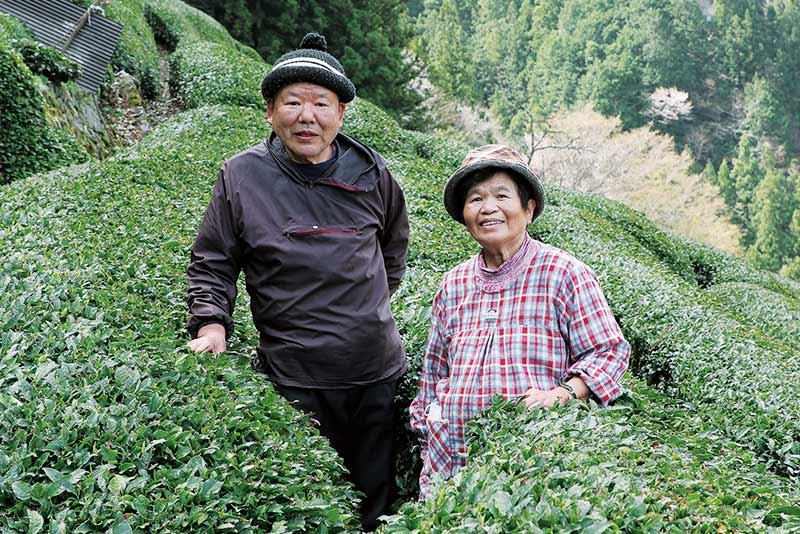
[[265, 131, 377, 189]]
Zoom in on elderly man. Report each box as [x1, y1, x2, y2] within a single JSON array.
[[186, 33, 409, 530]]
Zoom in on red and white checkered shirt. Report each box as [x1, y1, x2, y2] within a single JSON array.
[[409, 236, 630, 498]]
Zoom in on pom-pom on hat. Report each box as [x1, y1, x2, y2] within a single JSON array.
[[261, 32, 356, 103], [444, 144, 545, 225]]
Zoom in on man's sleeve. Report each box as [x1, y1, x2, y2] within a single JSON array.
[[378, 166, 409, 295], [559, 264, 630, 406], [186, 170, 242, 339]]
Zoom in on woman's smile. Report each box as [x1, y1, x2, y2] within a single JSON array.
[[479, 218, 504, 227]]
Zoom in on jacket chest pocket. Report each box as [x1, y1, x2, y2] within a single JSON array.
[[283, 223, 361, 238], [277, 223, 373, 277]]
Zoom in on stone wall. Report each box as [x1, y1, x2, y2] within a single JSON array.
[[39, 77, 114, 159]]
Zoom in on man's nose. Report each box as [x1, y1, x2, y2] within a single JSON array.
[[298, 102, 315, 122], [480, 197, 498, 213]]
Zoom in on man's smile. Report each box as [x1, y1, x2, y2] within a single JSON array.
[[294, 130, 318, 140]]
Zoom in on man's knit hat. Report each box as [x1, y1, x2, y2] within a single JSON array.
[[261, 33, 356, 103], [444, 144, 545, 224]]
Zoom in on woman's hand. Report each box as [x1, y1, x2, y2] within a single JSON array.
[[521, 387, 569, 409]]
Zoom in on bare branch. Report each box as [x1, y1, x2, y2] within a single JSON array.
[[520, 108, 590, 165]]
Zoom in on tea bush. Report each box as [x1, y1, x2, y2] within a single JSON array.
[[0, 40, 87, 184], [16, 41, 80, 83], [168, 41, 264, 110], [382, 391, 800, 532], [142, 0, 264, 110], [0, 13, 32, 41], [4, 0, 800, 530], [706, 282, 800, 351], [144, 0, 261, 61], [530, 203, 800, 478]]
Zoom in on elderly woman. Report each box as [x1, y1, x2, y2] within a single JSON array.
[[409, 144, 630, 498]]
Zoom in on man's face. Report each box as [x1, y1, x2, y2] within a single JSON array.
[[267, 82, 345, 164]]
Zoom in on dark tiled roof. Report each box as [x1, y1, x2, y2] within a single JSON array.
[[0, 0, 122, 92]]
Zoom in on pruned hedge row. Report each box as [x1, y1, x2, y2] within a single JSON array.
[[142, 0, 264, 110], [529, 203, 800, 478], [144, 0, 261, 59], [168, 41, 265, 110], [705, 282, 800, 352], [383, 389, 800, 532], [0, 106, 360, 532], [0, 27, 87, 184]]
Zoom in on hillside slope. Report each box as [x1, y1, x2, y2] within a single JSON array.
[[1, 1, 799, 532]]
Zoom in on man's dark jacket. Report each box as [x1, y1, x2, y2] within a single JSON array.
[[187, 132, 409, 388]]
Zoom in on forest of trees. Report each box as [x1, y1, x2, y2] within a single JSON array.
[[187, 0, 800, 280], [415, 0, 800, 280], [184, 0, 423, 122]]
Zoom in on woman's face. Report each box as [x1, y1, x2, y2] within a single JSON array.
[[462, 171, 535, 253]]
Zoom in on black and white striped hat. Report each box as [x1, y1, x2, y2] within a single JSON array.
[[261, 33, 356, 103]]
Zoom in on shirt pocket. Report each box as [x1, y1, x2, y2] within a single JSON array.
[[424, 417, 452, 480]]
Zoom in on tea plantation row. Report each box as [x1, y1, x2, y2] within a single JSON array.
[[384, 392, 800, 532], [341, 100, 800, 485], [3, 97, 799, 531], [2, 0, 799, 531], [0, 107, 361, 532]]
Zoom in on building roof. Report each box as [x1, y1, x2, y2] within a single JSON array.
[[0, 0, 123, 92]]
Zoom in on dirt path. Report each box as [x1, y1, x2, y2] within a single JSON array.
[[104, 45, 180, 148]]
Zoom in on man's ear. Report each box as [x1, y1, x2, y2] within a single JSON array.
[[266, 99, 274, 125], [338, 102, 346, 125]]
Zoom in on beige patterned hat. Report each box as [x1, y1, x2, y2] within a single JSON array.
[[444, 144, 545, 224]]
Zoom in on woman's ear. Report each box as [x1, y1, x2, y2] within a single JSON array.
[[527, 199, 536, 223]]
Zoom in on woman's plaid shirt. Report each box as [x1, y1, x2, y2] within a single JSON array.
[[409, 237, 630, 498]]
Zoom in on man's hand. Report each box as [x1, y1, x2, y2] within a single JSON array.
[[521, 387, 569, 409], [187, 323, 227, 354]]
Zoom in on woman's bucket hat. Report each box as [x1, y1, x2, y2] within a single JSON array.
[[444, 144, 545, 224]]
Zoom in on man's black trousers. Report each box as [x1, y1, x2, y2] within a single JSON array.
[[273, 380, 397, 532]]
